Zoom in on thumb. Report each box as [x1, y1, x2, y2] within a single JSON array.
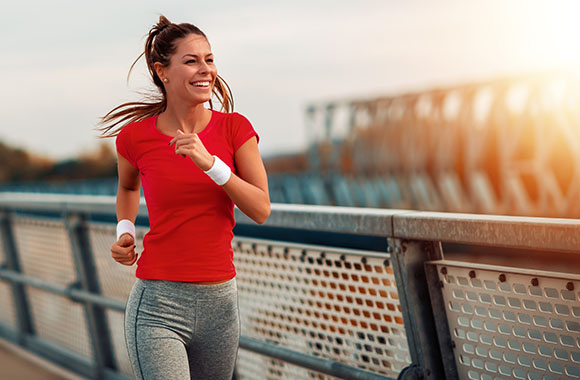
[[119, 233, 135, 247]]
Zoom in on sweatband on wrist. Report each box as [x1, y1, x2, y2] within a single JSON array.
[[116, 219, 135, 241], [204, 155, 231, 186]]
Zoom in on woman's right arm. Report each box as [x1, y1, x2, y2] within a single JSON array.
[[111, 153, 141, 266]]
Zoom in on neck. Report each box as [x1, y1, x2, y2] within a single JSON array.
[[161, 101, 210, 134]]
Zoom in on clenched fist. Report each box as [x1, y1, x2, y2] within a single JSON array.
[[111, 233, 139, 266], [169, 130, 214, 171]]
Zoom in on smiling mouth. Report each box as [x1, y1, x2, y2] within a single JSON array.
[[192, 81, 211, 87]]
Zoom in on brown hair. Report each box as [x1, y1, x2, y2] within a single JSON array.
[[98, 15, 233, 137]]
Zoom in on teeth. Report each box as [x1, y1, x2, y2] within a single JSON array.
[[193, 81, 210, 87]]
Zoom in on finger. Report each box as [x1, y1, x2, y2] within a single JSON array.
[[119, 234, 134, 247], [113, 251, 136, 264], [169, 133, 184, 146], [177, 130, 185, 135], [128, 253, 139, 266], [111, 244, 136, 258]]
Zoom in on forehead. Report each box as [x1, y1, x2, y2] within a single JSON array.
[[173, 34, 212, 55]]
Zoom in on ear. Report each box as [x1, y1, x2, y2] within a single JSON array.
[[153, 62, 166, 81]]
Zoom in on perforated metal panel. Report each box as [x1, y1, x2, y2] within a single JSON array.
[[0, 231, 17, 329], [433, 261, 580, 380], [11, 215, 92, 357], [233, 237, 410, 379], [106, 309, 133, 376], [12, 215, 76, 286], [0, 282, 16, 329], [237, 349, 342, 380], [88, 222, 146, 376], [27, 287, 93, 358], [89, 222, 140, 302]]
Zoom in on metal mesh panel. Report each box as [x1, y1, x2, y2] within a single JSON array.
[[107, 309, 133, 376], [237, 348, 342, 380], [0, 281, 17, 329], [10, 215, 92, 356], [234, 238, 410, 379], [12, 215, 76, 285], [433, 261, 580, 380], [27, 287, 92, 358], [88, 222, 146, 376], [0, 230, 17, 329], [88, 222, 141, 302]]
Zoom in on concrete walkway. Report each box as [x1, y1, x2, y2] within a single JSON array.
[[0, 340, 85, 380]]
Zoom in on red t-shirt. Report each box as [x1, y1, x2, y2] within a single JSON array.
[[115, 110, 258, 281]]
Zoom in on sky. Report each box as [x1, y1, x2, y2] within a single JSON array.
[[1, 0, 580, 160]]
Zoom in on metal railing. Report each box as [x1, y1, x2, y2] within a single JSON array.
[[1, 192, 579, 379]]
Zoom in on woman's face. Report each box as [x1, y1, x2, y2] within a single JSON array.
[[159, 34, 217, 106]]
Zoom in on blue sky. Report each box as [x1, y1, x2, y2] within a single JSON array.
[[1, 0, 579, 159]]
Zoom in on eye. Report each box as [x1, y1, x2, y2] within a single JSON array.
[[206, 58, 214, 63], [185, 59, 196, 64]]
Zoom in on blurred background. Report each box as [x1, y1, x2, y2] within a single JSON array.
[[2, 0, 580, 217]]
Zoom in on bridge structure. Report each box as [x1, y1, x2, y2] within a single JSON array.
[[1, 192, 579, 380], [267, 72, 580, 217]]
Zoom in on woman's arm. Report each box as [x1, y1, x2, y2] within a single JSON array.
[[171, 133, 271, 224], [222, 137, 270, 224], [111, 154, 141, 265], [116, 153, 141, 222]]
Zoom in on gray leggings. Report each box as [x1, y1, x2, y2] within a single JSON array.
[[124, 278, 240, 380]]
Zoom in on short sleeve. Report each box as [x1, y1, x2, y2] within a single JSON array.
[[231, 113, 259, 152], [115, 125, 138, 168]]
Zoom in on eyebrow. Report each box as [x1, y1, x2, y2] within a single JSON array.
[[182, 53, 213, 59]]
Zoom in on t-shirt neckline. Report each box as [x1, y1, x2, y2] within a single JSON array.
[[150, 110, 215, 139]]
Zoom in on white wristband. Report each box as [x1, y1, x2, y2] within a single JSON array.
[[204, 155, 231, 186], [116, 219, 135, 241]]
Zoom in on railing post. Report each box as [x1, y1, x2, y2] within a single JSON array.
[[390, 238, 446, 380], [65, 212, 116, 379], [0, 210, 34, 344]]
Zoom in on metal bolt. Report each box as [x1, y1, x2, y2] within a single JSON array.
[[386, 246, 393, 253], [439, 280, 444, 288], [468, 270, 476, 279], [340, 254, 346, 261], [383, 259, 390, 267], [498, 274, 506, 282], [531, 278, 539, 287], [566, 282, 574, 291], [440, 267, 448, 275], [361, 257, 367, 264]]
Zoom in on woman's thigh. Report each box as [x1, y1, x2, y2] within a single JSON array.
[[124, 279, 193, 380], [187, 280, 240, 379]]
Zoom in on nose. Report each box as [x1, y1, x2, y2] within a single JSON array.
[[199, 60, 210, 74]]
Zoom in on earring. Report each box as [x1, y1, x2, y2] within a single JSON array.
[[163, 78, 168, 83]]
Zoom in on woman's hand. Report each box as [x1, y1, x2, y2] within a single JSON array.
[[111, 233, 139, 266], [169, 130, 214, 171]]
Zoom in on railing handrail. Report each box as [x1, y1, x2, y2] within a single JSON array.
[[1, 192, 580, 252]]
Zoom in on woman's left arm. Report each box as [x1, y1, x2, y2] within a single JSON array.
[[171, 132, 270, 223], [222, 136, 270, 224]]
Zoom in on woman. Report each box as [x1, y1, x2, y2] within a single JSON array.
[[99, 15, 270, 380]]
